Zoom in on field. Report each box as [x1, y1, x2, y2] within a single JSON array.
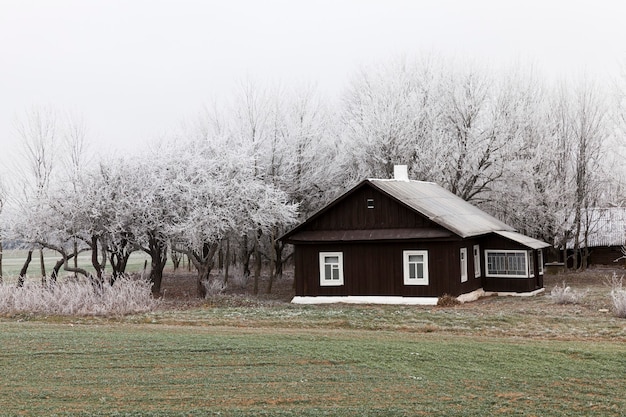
[[1, 249, 155, 280], [1, 262, 626, 416]]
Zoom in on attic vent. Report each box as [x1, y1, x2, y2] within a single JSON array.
[[367, 198, 375, 209]]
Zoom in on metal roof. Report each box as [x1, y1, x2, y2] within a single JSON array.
[[369, 179, 515, 238], [567, 207, 626, 249], [494, 231, 551, 249]]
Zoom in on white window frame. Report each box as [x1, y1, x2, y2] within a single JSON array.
[[538, 250, 544, 275], [460, 247, 468, 282], [319, 252, 344, 286], [484, 250, 531, 278], [473, 244, 481, 278], [403, 250, 429, 286], [528, 250, 535, 278]]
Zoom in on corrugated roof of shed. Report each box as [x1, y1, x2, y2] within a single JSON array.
[[368, 179, 515, 238], [566, 207, 626, 249]]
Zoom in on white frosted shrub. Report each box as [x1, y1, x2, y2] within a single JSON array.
[[608, 273, 626, 318], [0, 276, 157, 316], [550, 281, 588, 305], [203, 278, 227, 297]]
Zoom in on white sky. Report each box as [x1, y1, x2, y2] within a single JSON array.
[[1, 0, 625, 174]]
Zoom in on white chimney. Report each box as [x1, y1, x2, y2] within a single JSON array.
[[393, 165, 409, 181]]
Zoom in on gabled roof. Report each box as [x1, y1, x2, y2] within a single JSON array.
[[368, 179, 514, 238], [282, 179, 547, 247]]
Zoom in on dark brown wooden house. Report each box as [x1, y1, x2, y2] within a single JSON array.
[[281, 171, 550, 304]]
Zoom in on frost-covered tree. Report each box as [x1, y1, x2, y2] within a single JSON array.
[[10, 108, 104, 284], [340, 56, 441, 182], [339, 57, 528, 202], [164, 135, 298, 297]]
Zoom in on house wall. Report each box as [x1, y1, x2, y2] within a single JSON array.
[[480, 235, 543, 293], [294, 240, 483, 297], [306, 185, 439, 230]]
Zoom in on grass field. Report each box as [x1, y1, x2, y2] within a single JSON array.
[[1, 269, 626, 416], [1, 321, 625, 416], [0, 249, 156, 281]]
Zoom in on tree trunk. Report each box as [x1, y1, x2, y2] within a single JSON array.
[[50, 253, 76, 285], [17, 250, 34, 287], [91, 235, 104, 283], [196, 264, 210, 299], [241, 234, 251, 278], [187, 242, 219, 298], [171, 249, 181, 271], [267, 230, 286, 294], [39, 248, 47, 286], [73, 238, 78, 278], [147, 231, 168, 297], [253, 230, 262, 295], [223, 238, 230, 284]]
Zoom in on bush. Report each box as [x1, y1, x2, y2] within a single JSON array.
[[608, 273, 626, 318], [0, 276, 157, 316], [437, 294, 460, 307], [549, 281, 589, 305], [203, 278, 227, 297]]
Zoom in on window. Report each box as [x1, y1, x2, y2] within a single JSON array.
[[319, 252, 344, 286], [473, 245, 481, 278], [528, 251, 535, 277], [485, 250, 532, 278], [538, 250, 544, 275], [460, 247, 468, 282], [403, 250, 429, 285], [366, 198, 374, 209]]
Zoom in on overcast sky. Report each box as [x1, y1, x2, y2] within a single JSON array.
[[1, 0, 625, 174]]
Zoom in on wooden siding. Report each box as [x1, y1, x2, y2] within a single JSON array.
[[480, 234, 543, 292], [306, 185, 441, 231], [294, 241, 483, 297], [587, 246, 624, 266]]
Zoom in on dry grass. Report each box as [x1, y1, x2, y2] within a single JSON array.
[[607, 272, 626, 318], [0, 276, 157, 316], [550, 281, 590, 304]]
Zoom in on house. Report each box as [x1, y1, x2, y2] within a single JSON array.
[[564, 207, 626, 267], [280, 166, 550, 305]]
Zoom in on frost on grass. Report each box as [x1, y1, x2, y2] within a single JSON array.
[[0, 276, 158, 316], [550, 281, 589, 305], [608, 273, 626, 318]]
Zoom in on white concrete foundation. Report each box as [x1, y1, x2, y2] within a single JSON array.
[[291, 296, 440, 305], [291, 287, 545, 305]]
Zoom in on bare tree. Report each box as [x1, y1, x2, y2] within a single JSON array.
[[568, 80, 608, 269], [13, 106, 58, 283]]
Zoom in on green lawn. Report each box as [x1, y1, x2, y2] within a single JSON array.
[[1, 312, 625, 416]]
